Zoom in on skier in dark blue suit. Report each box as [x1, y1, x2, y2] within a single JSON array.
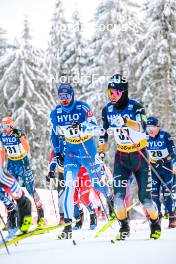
[[146, 116, 176, 228]]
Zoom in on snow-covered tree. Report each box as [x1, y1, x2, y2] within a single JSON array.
[[134, 0, 176, 132], [85, 0, 143, 111], [0, 27, 9, 116], [46, 0, 70, 91], [0, 27, 8, 57], [82, 0, 144, 168], [0, 18, 55, 186], [60, 9, 88, 96]]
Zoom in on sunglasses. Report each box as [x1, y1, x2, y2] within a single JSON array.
[[108, 89, 123, 97], [146, 126, 156, 132], [58, 93, 72, 100], [1, 124, 10, 129]]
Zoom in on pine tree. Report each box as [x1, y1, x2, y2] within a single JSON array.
[[0, 26, 9, 116], [134, 0, 176, 132], [0, 18, 55, 187], [60, 8, 88, 96], [0, 27, 8, 57], [85, 0, 143, 111], [46, 0, 70, 91]]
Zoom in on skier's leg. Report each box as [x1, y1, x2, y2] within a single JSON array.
[[72, 178, 84, 230], [161, 168, 176, 227], [0, 188, 18, 231], [60, 155, 80, 239], [21, 157, 44, 225], [0, 168, 32, 232], [58, 172, 65, 225], [133, 149, 160, 238], [151, 170, 162, 216], [113, 151, 130, 220]]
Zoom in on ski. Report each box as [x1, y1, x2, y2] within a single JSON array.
[[95, 202, 138, 238], [0, 220, 77, 250]]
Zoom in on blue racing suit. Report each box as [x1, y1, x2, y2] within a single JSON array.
[[50, 100, 112, 219], [147, 130, 176, 214], [0, 130, 42, 210], [0, 131, 35, 195], [0, 187, 15, 211]]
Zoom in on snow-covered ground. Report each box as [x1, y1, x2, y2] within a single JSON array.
[[0, 219, 175, 264]]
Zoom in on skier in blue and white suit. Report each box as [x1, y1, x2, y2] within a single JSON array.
[[50, 83, 113, 238]]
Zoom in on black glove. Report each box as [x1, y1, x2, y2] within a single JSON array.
[[55, 153, 64, 167], [46, 171, 55, 182], [155, 159, 164, 169], [70, 121, 81, 129], [11, 129, 23, 138]]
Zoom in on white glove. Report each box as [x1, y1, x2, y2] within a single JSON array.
[[112, 115, 125, 127]]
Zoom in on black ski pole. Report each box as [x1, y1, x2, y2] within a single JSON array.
[[78, 134, 120, 223], [0, 230, 10, 255], [0, 213, 6, 228], [122, 128, 173, 196]]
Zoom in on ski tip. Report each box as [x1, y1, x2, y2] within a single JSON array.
[[72, 240, 77, 246]]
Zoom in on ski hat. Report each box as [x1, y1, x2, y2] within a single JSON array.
[[57, 83, 75, 113], [147, 116, 159, 127], [57, 83, 74, 96], [108, 74, 129, 110], [108, 74, 128, 91], [1, 116, 14, 127]]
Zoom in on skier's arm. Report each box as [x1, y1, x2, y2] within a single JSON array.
[[124, 101, 147, 132], [50, 110, 61, 154], [82, 103, 97, 129], [0, 142, 5, 166], [164, 132, 176, 161], [19, 137, 30, 153], [11, 129, 30, 153], [98, 107, 109, 153]]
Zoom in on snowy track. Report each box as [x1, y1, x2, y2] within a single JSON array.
[[0, 220, 175, 264]]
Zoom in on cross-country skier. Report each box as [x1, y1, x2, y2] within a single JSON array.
[[146, 116, 176, 228], [0, 116, 44, 226], [50, 83, 114, 239], [47, 150, 97, 230], [0, 142, 32, 234], [0, 188, 18, 232], [98, 74, 161, 240]]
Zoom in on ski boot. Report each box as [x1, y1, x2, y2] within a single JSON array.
[[108, 199, 115, 220], [168, 213, 176, 228], [37, 207, 45, 228], [90, 210, 97, 230], [150, 218, 161, 239], [73, 209, 84, 230], [117, 218, 130, 240], [6, 207, 19, 238], [159, 212, 163, 222], [7, 207, 18, 228], [59, 213, 65, 225], [59, 218, 72, 239], [17, 195, 32, 233]]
